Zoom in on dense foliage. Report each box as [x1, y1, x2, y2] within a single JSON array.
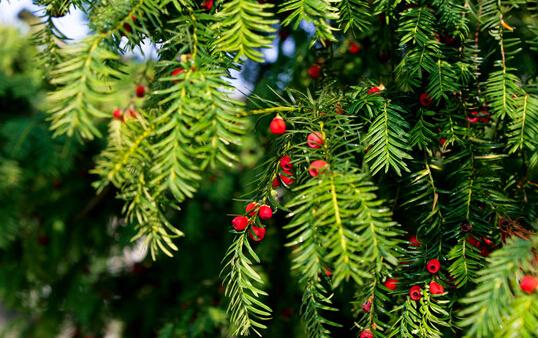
[[1, 0, 537, 337]]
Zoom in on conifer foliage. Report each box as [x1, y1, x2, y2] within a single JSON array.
[[4, 0, 538, 336]]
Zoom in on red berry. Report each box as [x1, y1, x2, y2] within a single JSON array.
[[368, 86, 381, 94], [113, 108, 123, 121], [171, 68, 184, 77], [466, 116, 479, 123], [308, 160, 328, 177], [279, 174, 295, 186], [409, 235, 420, 247], [324, 268, 332, 277], [467, 235, 481, 248], [135, 84, 145, 98], [258, 205, 273, 220], [409, 285, 422, 301], [280, 155, 293, 172], [270, 116, 286, 135], [426, 258, 441, 274], [439, 137, 447, 146], [479, 117, 490, 123], [201, 0, 213, 10], [245, 202, 258, 216], [123, 22, 132, 33], [362, 300, 372, 313], [307, 132, 324, 149], [384, 278, 398, 291], [460, 222, 472, 232], [429, 281, 445, 295], [359, 330, 373, 338], [232, 216, 249, 231], [282, 168, 293, 175], [470, 110, 479, 116], [307, 64, 321, 79], [480, 247, 490, 257], [272, 177, 281, 188], [348, 41, 361, 54], [482, 237, 494, 246], [419, 92, 433, 107], [520, 275, 538, 294], [249, 226, 266, 242]]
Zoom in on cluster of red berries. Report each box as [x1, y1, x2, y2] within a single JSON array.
[[467, 234, 495, 257], [407, 259, 445, 300], [231, 202, 273, 242], [466, 109, 490, 124], [384, 247, 446, 301], [112, 107, 137, 121], [269, 116, 330, 179], [305, 131, 329, 176], [273, 155, 295, 187]]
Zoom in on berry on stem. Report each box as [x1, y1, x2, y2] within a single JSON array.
[[429, 281, 445, 295], [307, 132, 324, 149], [270, 116, 286, 135], [409, 235, 420, 247], [467, 235, 481, 248], [460, 222, 472, 232], [201, 0, 213, 10], [368, 84, 385, 95], [361, 300, 372, 313], [308, 160, 328, 177], [279, 155, 293, 172], [113, 108, 123, 121], [258, 205, 273, 220], [249, 226, 266, 242], [272, 177, 281, 188], [426, 258, 441, 274], [135, 85, 145, 98], [348, 41, 361, 54], [171, 67, 184, 77], [245, 202, 258, 216], [307, 64, 321, 79], [359, 329, 373, 338], [279, 174, 295, 186], [419, 92, 433, 107], [384, 278, 398, 290], [232, 216, 249, 231], [409, 285, 422, 300], [520, 275, 538, 294], [466, 116, 479, 124], [482, 237, 493, 246]]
